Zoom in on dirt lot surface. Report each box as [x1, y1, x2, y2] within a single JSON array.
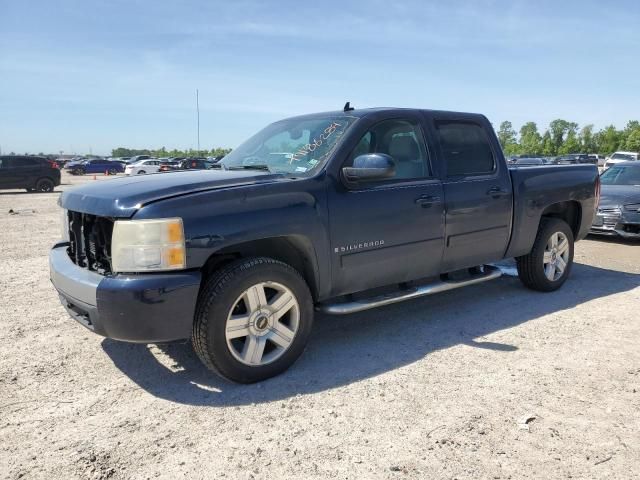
[[1, 173, 639, 480]]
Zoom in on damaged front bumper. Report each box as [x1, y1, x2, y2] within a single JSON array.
[[590, 207, 640, 238], [49, 242, 202, 342]]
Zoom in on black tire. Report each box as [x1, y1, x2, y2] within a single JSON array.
[[516, 218, 574, 292], [35, 178, 55, 193], [137, 170, 146, 175], [108, 168, 118, 175], [193, 257, 314, 383]]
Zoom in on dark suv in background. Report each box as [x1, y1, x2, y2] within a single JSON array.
[[0, 155, 61, 192]]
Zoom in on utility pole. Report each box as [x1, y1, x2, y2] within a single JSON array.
[[196, 89, 200, 155]]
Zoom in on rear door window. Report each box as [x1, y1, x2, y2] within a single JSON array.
[[435, 121, 496, 177]]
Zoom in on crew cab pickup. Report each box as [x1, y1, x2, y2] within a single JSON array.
[[50, 107, 599, 383]]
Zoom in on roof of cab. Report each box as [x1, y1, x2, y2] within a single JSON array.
[[282, 107, 489, 122]]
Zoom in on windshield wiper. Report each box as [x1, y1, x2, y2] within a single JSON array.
[[227, 165, 273, 172]]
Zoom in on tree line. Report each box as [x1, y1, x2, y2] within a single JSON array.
[[111, 146, 232, 158], [497, 120, 640, 157]]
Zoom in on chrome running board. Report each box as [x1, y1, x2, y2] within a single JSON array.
[[317, 265, 502, 315]]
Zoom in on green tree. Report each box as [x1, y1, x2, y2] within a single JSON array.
[[541, 131, 555, 156], [579, 125, 596, 153], [548, 119, 578, 154], [519, 122, 542, 155], [594, 125, 623, 155], [621, 121, 640, 152], [625, 129, 640, 152], [559, 130, 580, 154], [497, 121, 518, 155]]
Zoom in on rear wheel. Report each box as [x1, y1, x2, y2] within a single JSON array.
[[192, 257, 313, 383], [137, 170, 146, 175], [108, 168, 118, 175], [35, 178, 54, 193], [516, 218, 574, 292]]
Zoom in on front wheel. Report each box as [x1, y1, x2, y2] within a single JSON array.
[[137, 170, 146, 175], [516, 218, 574, 292], [108, 168, 118, 175], [192, 257, 314, 383]]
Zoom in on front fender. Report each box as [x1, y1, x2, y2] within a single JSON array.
[[132, 177, 332, 299]]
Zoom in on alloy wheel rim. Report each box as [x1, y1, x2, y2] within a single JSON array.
[[225, 281, 300, 366], [543, 231, 570, 281]]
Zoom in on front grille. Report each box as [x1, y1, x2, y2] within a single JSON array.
[[67, 211, 114, 275]]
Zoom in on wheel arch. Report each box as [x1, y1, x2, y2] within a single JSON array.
[[200, 235, 321, 301], [539, 200, 582, 238]]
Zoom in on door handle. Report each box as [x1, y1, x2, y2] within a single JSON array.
[[486, 186, 509, 197], [415, 195, 441, 207]]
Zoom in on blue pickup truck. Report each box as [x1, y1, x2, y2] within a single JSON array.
[[50, 107, 599, 382]]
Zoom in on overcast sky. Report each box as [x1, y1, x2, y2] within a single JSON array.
[[1, 0, 639, 155]]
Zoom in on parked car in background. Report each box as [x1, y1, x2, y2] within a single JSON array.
[[556, 154, 597, 165], [159, 159, 184, 172], [110, 157, 131, 164], [588, 154, 606, 166], [66, 158, 124, 175], [0, 155, 61, 192], [178, 158, 217, 170], [128, 155, 152, 164], [514, 157, 548, 166], [125, 159, 162, 175], [604, 151, 639, 169], [590, 162, 640, 239]]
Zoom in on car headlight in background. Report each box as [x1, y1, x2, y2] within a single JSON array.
[[111, 218, 186, 273]]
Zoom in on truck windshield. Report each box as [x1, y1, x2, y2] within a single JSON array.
[[221, 115, 358, 175], [600, 165, 640, 185]]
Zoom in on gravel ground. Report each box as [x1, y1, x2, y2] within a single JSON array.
[[1, 173, 639, 480]]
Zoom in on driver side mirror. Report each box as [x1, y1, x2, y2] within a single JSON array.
[[342, 153, 396, 183]]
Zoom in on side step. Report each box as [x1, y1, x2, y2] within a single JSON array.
[[317, 265, 503, 315]]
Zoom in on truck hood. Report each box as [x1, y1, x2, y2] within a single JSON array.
[[60, 169, 279, 217], [599, 185, 640, 208]]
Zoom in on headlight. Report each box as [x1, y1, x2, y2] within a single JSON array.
[[111, 218, 186, 273], [61, 208, 69, 241]]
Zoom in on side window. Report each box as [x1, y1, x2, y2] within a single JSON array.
[[13, 157, 39, 167], [348, 119, 430, 180], [436, 121, 496, 177]]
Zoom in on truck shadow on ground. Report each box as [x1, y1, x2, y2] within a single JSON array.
[[102, 261, 638, 406]]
